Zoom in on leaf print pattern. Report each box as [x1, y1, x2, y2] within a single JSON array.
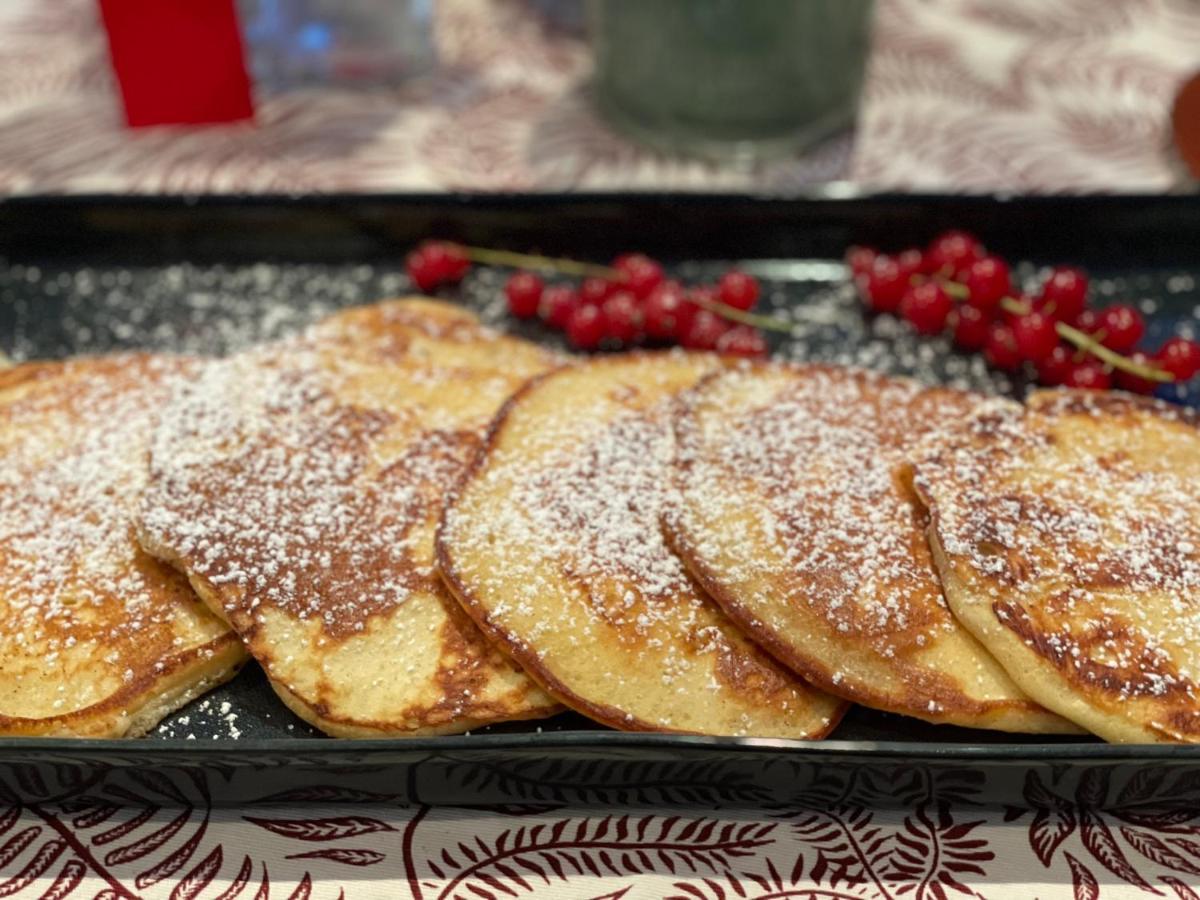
[[1028, 814, 1071, 863], [243, 817, 397, 842], [1164, 876, 1200, 900], [1120, 827, 1200, 876], [285, 849, 386, 867], [413, 815, 775, 899], [0, 767, 322, 900], [1065, 853, 1099, 900], [3, 764, 1200, 897], [1078, 809, 1156, 892], [0, 0, 1194, 193], [438, 756, 774, 806], [1015, 764, 1200, 898], [1118, 770, 1169, 807]]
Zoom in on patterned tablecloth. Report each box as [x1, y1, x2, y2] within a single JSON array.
[[8, 768, 1200, 900], [1, 0, 1198, 193], [4, 1, 1200, 898]]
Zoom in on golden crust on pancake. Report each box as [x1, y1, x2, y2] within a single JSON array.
[[0, 355, 245, 737], [438, 352, 847, 738], [137, 299, 562, 737], [667, 362, 1075, 733], [915, 389, 1200, 743]]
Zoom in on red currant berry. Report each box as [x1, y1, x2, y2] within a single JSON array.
[[1063, 360, 1112, 390], [541, 285, 579, 330], [681, 309, 730, 350], [896, 248, 925, 280], [926, 230, 983, 277], [1073, 308, 1103, 334], [1038, 266, 1088, 322], [678, 286, 720, 340], [601, 291, 642, 344], [615, 254, 664, 300], [983, 323, 1022, 372], [579, 277, 613, 306], [504, 271, 543, 319], [964, 256, 1011, 313], [845, 245, 877, 277], [423, 241, 461, 280], [1011, 311, 1059, 363], [642, 281, 692, 340], [1115, 353, 1160, 395], [718, 269, 760, 311], [440, 243, 470, 282], [1030, 294, 1055, 319], [1036, 344, 1075, 386], [405, 247, 441, 292], [716, 326, 767, 358], [1097, 304, 1145, 353], [565, 304, 606, 350], [862, 256, 907, 313], [950, 303, 990, 351], [1157, 336, 1200, 381], [898, 282, 953, 335]]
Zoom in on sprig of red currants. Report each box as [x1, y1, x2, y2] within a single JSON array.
[[406, 240, 775, 357], [849, 230, 1200, 392]]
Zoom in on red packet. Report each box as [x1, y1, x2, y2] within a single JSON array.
[[99, 0, 255, 127]]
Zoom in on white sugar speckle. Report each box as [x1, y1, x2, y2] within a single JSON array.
[[916, 391, 1200, 715]]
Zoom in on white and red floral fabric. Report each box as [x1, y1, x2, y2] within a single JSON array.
[[4, 766, 1200, 898]]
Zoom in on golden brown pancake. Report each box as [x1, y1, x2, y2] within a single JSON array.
[[915, 389, 1200, 743], [438, 353, 847, 737], [137, 298, 562, 737], [667, 362, 1075, 733], [0, 355, 246, 737]]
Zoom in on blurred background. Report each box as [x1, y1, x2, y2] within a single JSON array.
[[1, 0, 1198, 195]]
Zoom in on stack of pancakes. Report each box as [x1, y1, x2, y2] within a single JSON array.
[[3, 299, 1198, 743]]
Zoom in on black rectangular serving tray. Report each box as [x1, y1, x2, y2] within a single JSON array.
[[2, 192, 1200, 810]]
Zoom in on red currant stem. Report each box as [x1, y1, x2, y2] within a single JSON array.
[[1054, 322, 1173, 382], [939, 280, 969, 299], [936, 278, 1172, 382], [936, 278, 1035, 314], [998, 297, 1031, 316], [461, 246, 618, 279], [996, 296, 1168, 380], [689, 295, 793, 333]]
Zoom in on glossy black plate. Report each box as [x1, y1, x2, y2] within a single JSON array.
[[1, 193, 1198, 808]]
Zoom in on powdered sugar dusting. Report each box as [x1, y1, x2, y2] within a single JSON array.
[[442, 355, 839, 736], [0, 354, 230, 720], [915, 390, 1200, 719], [138, 303, 538, 637], [446, 362, 715, 657], [676, 365, 979, 650], [661, 362, 1061, 728], [521, 409, 695, 604], [140, 346, 432, 633], [136, 300, 560, 733]]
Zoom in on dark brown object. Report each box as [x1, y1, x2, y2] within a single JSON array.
[[1173, 72, 1200, 179]]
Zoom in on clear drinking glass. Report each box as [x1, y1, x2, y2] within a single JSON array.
[[590, 0, 874, 162]]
